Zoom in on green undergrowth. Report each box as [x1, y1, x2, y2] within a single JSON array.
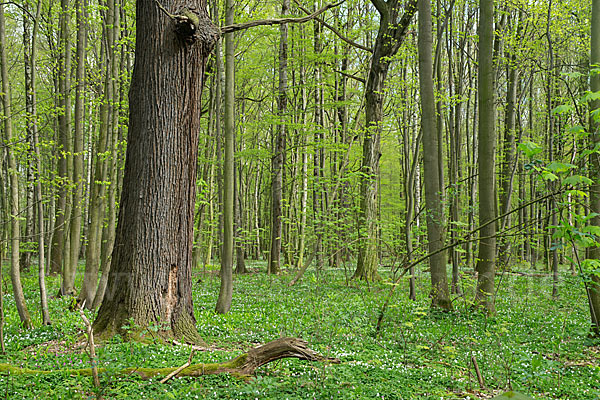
[[0, 261, 598, 399]]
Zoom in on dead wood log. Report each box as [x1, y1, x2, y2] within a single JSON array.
[[129, 337, 339, 379], [0, 337, 339, 381]]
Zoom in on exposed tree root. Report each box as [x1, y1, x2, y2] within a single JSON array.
[[0, 338, 339, 381]]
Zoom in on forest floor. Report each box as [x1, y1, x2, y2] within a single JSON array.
[[0, 261, 598, 399]]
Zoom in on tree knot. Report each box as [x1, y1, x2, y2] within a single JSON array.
[[156, 1, 220, 48]]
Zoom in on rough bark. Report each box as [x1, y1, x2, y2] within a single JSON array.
[[93, 0, 220, 341], [474, 0, 496, 314], [418, 0, 452, 310]]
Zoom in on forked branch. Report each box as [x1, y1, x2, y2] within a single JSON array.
[[220, 1, 345, 34]]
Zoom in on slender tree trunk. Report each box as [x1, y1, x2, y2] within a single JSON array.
[[587, 0, 600, 337], [497, 12, 521, 269], [216, 0, 235, 313], [268, 0, 290, 275], [474, 0, 496, 314], [545, 0, 559, 298], [418, 0, 452, 310], [92, 7, 124, 310], [235, 163, 247, 274], [79, 0, 114, 306], [295, 47, 309, 270], [0, 4, 33, 329], [50, 0, 73, 276], [65, 0, 88, 296], [353, 0, 418, 281], [22, 1, 35, 274], [30, 0, 51, 324]]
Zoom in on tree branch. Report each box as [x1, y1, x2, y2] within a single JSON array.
[[220, 1, 345, 34], [292, 0, 372, 52], [390, 0, 418, 54], [370, 0, 389, 19], [334, 69, 366, 84]]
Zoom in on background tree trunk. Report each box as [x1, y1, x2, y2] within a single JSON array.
[[80, 0, 116, 307], [50, 0, 73, 277], [418, 0, 452, 310], [353, 0, 417, 281], [268, 0, 290, 275], [474, 0, 497, 314], [588, 0, 600, 337], [66, 0, 88, 296], [216, 0, 235, 313], [0, 4, 33, 329]]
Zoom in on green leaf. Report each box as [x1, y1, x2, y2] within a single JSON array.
[[518, 141, 543, 158], [552, 104, 574, 115], [541, 170, 558, 181], [566, 189, 589, 198], [547, 162, 576, 173], [562, 175, 593, 186], [568, 125, 587, 137], [581, 91, 600, 103], [583, 225, 600, 237], [562, 71, 584, 79]]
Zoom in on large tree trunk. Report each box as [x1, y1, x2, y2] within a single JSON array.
[[588, 0, 600, 338], [94, 0, 220, 341], [474, 0, 496, 314], [418, 0, 451, 310]]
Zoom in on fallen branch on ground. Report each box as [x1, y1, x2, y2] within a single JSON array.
[[0, 337, 339, 381]]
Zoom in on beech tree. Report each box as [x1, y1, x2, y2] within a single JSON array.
[[215, 0, 235, 314], [589, 0, 600, 337], [418, 0, 451, 310], [474, 0, 496, 314], [352, 0, 417, 281]]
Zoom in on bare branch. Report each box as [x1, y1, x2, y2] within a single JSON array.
[[220, 0, 345, 34], [334, 69, 366, 84], [292, 0, 372, 53]]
